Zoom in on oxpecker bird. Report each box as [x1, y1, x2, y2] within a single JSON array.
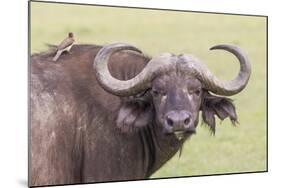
[[53, 32, 75, 62]]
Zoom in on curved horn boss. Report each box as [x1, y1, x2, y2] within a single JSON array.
[[94, 43, 251, 96]]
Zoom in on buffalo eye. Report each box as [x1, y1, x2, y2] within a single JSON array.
[[190, 89, 201, 97], [152, 90, 159, 96], [151, 89, 166, 97], [194, 89, 201, 96]]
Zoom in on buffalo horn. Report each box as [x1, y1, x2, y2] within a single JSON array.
[[180, 44, 251, 96], [93, 43, 177, 96]]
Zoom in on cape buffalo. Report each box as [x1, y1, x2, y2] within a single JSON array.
[[29, 43, 251, 186]]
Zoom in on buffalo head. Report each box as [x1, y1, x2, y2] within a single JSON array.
[[93, 43, 251, 138]]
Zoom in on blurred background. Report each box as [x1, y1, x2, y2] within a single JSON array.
[[30, 1, 267, 178]]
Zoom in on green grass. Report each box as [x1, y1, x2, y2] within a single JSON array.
[[30, 2, 267, 178]]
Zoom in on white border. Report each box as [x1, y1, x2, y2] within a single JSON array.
[[1, 0, 279, 187]]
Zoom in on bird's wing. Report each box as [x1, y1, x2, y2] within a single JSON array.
[[57, 38, 75, 50]]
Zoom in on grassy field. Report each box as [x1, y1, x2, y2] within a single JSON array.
[[30, 2, 267, 178]]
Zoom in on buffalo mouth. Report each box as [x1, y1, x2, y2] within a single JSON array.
[[175, 130, 196, 140], [164, 129, 196, 140]]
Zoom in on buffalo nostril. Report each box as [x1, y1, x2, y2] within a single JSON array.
[[184, 117, 190, 125], [166, 118, 174, 127]]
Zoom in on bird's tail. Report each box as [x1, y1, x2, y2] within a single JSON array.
[[52, 50, 62, 62], [45, 43, 57, 49]]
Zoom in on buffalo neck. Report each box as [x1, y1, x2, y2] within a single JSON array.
[[138, 119, 187, 177]]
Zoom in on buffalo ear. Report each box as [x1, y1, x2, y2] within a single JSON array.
[[116, 94, 153, 133], [201, 90, 238, 134]]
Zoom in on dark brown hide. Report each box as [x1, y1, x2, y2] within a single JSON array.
[[30, 45, 183, 186], [30, 44, 237, 187]]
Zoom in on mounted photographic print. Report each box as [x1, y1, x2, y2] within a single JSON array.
[[29, 1, 267, 187]]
